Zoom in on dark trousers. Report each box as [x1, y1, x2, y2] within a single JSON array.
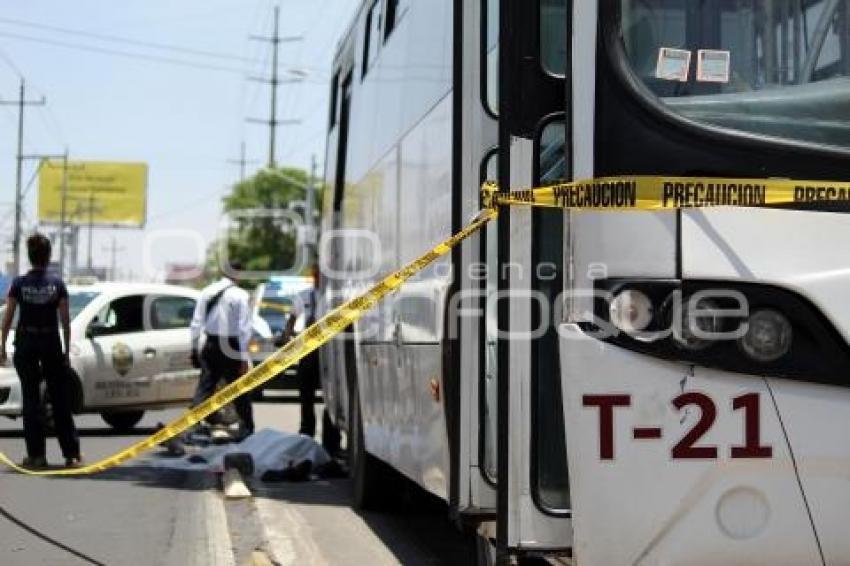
[[14, 332, 80, 460], [298, 350, 320, 437], [192, 336, 254, 433]]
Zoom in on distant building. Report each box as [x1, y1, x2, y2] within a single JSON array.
[[72, 267, 108, 282]]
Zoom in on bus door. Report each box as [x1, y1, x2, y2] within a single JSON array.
[[496, 0, 573, 555], [559, 1, 850, 564], [324, 68, 354, 431], [454, 0, 499, 520]]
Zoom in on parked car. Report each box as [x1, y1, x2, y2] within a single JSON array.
[[0, 282, 269, 430]]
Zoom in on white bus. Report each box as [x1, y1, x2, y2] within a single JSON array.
[[318, 1, 850, 563]]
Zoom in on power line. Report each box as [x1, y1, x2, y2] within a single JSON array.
[[146, 187, 229, 224], [0, 47, 65, 146], [0, 30, 328, 78], [0, 44, 23, 77], [0, 30, 251, 75], [0, 16, 260, 64]]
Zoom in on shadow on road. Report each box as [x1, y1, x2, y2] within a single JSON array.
[[75, 465, 216, 492], [254, 476, 475, 565]]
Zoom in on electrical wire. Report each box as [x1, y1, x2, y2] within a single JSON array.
[[0, 15, 259, 64], [0, 30, 327, 77], [21, 158, 45, 200], [0, 502, 105, 565], [0, 44, 23, 77], [0, 30, 250, 75]]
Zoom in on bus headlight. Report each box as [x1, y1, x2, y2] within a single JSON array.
[[671, 296, 722, 352], [610, 290, 653, 333], [739, 309, 792, 362], [591, 279, 849, 385]]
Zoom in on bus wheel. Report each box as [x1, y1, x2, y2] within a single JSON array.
[[101, 410, 145, 431], [321, 408, 341, 456], [472, 533, 497, 566], [349, 382, 389, 509]]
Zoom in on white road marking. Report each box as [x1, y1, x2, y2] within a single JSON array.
[[202, 490, 236, 566]]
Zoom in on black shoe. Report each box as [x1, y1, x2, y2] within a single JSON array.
[[21, 456, 48, 470]]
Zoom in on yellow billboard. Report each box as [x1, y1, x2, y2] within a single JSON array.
[[38, 161, 147, 227]]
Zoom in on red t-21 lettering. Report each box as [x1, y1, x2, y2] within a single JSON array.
[[583, 394, 631, 460]]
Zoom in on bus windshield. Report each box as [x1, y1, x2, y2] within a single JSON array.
[[621, 0, 850, 149]]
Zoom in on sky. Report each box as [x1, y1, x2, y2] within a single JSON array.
[[0, 0, 359, 281]]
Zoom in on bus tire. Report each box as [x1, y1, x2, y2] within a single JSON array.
[[349, 380, 389, 509], [472, 532, 496, 566], [321, 408, 341, 456]]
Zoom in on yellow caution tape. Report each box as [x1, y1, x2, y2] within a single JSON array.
[[4, 173, 849, 476], [484, 176, 850, 211], [0, 208, 497, 476]]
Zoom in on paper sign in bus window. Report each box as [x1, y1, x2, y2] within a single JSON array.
[[655, 47, 691, 82], [697, 49, 731, 83]]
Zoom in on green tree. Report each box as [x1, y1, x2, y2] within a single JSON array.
[[218, 167, 310, 278]]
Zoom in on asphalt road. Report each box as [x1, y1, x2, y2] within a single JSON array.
[[0, 397, 475, 566], [0, 408, 232, 566]]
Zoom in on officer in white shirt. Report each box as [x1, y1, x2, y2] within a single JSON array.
[[190, 261, 254, 434]]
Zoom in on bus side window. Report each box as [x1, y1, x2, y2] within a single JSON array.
[[328, 72, 339, 128], [384, 0, 408, 42], [533, 117, 570, 511], [362, 0, 383, 79], [482, 0, 499, 115], [539, 120, 567, 183], [540, 0, 569, 77]]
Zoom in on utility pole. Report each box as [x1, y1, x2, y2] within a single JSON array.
[[20, 151, 69, 274], [86, 191, 96, 272], [58, 150, 69, 276], [227, 141, 259, 182], [247, 6, 303, 168], [102, 236, 125, 281], [304, 153, 317, 263], [0, 79, 46, 275], [69, 193, 100, 274]]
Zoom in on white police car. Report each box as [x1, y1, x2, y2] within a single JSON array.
[[0, 282, 271, 430]]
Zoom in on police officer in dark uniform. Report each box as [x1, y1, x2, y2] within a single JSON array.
[[284, 265, 320, 437], [0, 234, 82, 470]]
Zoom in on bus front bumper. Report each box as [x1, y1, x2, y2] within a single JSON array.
[[558, 323, 825, 565]]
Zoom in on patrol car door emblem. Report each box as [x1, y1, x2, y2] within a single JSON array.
[[112, 342, 134, 376]]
